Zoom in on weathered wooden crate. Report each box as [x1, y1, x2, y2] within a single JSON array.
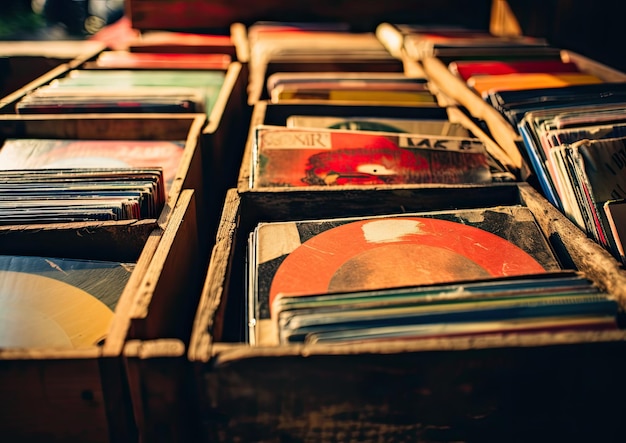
[[0, 114, 207, 249], [123, 91, 532, 441], [0, 53, 250, 241], [0, 187, 204, 443], [0, 112, 209, 441], [183, 183, 626, 442], [113, 3, 626, 441]]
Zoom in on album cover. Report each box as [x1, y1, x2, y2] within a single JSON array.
[[467, 72, 603, 98], [89, 51, 232, 70], [285, 115, 471, 137], [271, 88, 437, 104], [248, 205, 562, 344], [604, 199, 626, 263], [0, 254, 134, 348], [448, 59, 580, 82], [267, 70, 425, 88], [251, 125, 492, 188]]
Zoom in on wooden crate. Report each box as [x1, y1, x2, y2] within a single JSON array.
[[0, 114, 208, 250], [0, 188, 203, 443], [0, 113, 207, 441], [184, 183, 626, 442], [0, 54, 250, 242]]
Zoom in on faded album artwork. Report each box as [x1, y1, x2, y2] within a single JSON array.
[[251, 125, 491, 187]]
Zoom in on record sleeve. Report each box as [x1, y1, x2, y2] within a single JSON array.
[[567, 137, 626, 250], [0, 168, 165, 223], [248, 205, 561, 344], [266, 72, 428, 93], [90, 51, 232, 70], [285, 115, 471, 137], [604, 199, 626, 263], [251, 125, 492, 187], [448, 59, 580, 82], [15, 69, 226, 117], [0, 254, 134, 348], [303, 314, 618, 345], [467, 72, 603, 98]]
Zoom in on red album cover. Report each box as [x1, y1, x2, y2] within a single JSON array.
[[93, 51, 232, 70], [252, 126, 491, 187], [449, 59, 581, 81]]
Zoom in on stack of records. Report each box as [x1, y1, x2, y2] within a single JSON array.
[[247, 21, 400, 101], [15, 68, 226, 116], [248, 21, 395, 66], [381, 24, 559, 62], [265, 72, 437, 105], [276, 105, 517, 179], [0, 137, 186, 224], [0, 253, 134, 348], [0, 168, 165, 224], [0, 138, 184, 192], [249, 124, 513, 188], [247, 206, 619, 345], [486, 83, 626, 264], [380, 23, 626, 265]]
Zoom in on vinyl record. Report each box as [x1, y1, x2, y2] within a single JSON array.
[[0, 270, 115, 349], [269, 217, 547, 314]]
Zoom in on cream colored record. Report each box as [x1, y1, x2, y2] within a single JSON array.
[[0, 270, 114, 349]]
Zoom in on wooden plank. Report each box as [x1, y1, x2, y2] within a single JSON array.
[[198, 334, 626, 442], [121, 190, 213, 442], [124, 339, 195, 443], [126, 0, 492, 32], [0, 355, 110, 443]]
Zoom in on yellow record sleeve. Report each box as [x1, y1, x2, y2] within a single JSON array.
[[0, 270, 115, 349]]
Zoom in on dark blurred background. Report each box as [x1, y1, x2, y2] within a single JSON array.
[[0, 0, 124, 40]]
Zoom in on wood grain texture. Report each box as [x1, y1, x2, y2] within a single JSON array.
[[0, 356, 110, 443], [126, 0, 492, 32], [199, 334, 626, 442]]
